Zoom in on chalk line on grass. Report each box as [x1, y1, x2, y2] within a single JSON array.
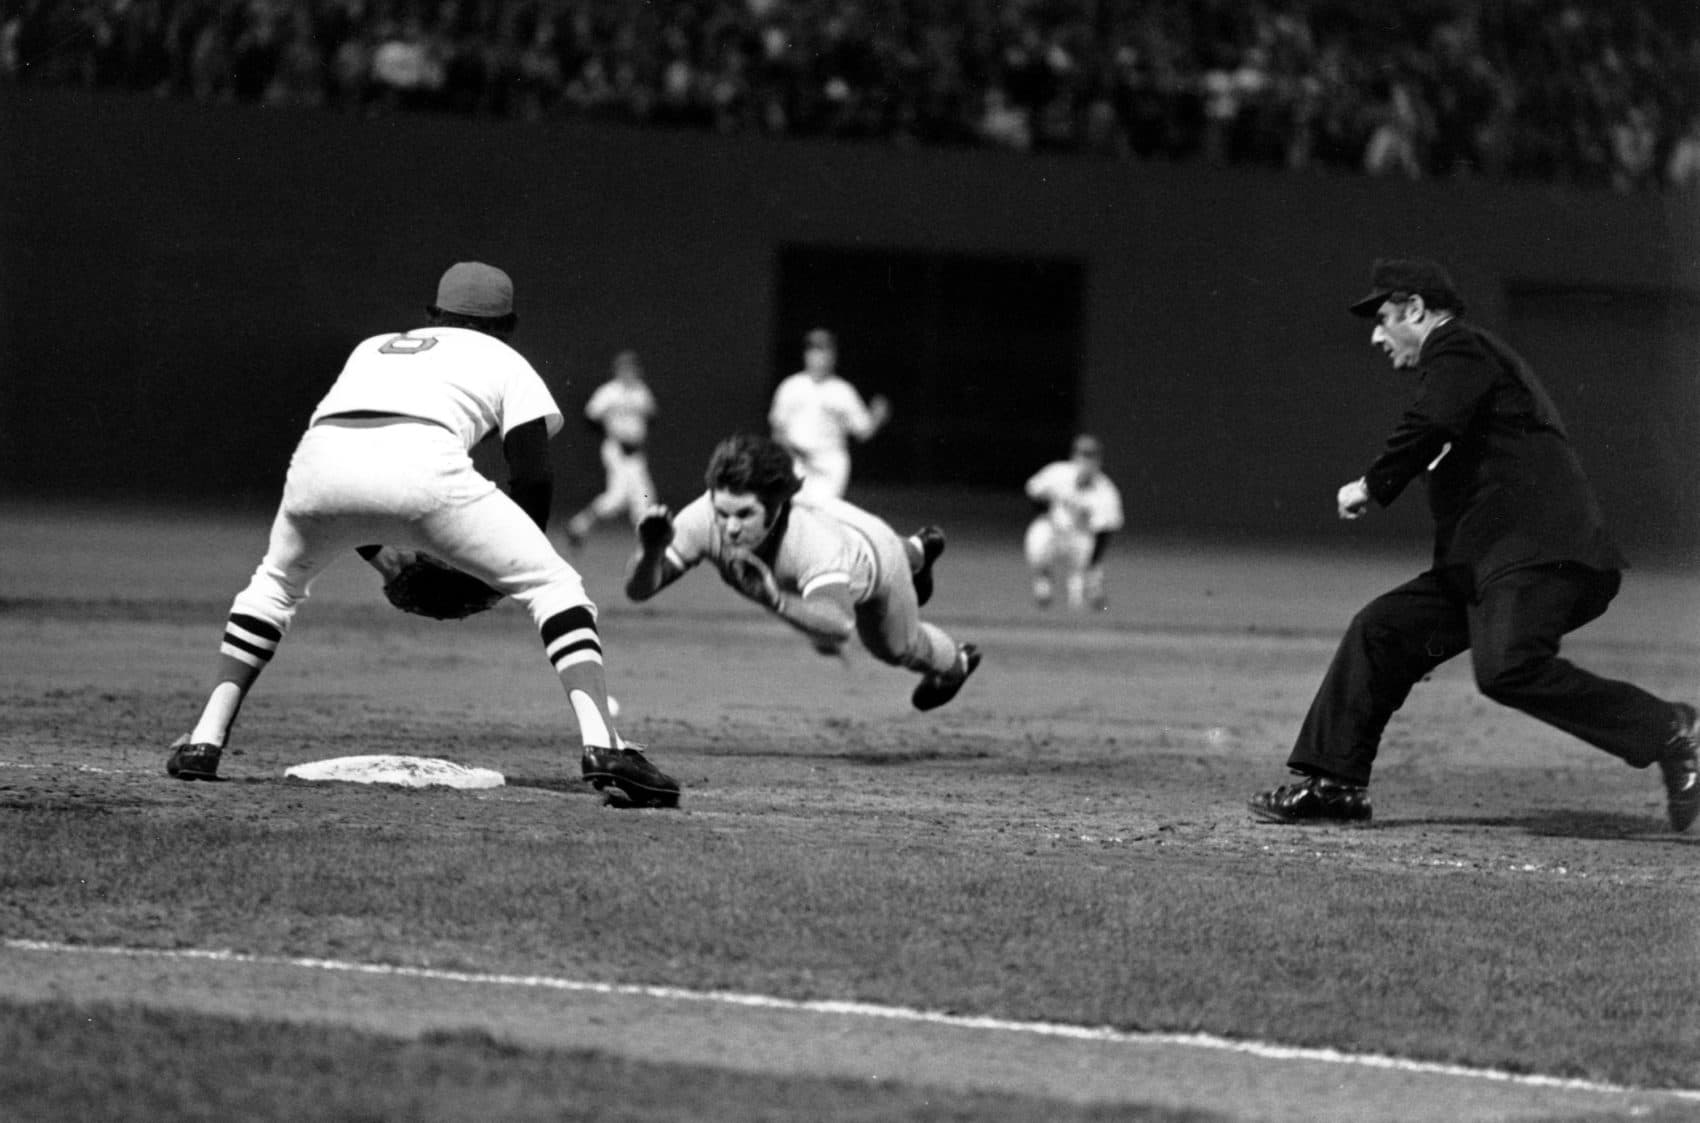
[[6, 937, 1696, 1102], [0, 761, 140, 775]]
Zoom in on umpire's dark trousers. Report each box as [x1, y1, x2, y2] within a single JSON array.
[[1288, 563, 1679, 786]]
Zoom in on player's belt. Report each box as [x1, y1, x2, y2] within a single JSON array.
[[315, 411, 455, 434]]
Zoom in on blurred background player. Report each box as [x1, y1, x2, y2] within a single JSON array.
[[565, 349, 659, 549], [165, 262, 678, 807], [1023, 434, 1125, 610], [768, 328, 890, 501], [624, 433, 974, 712]]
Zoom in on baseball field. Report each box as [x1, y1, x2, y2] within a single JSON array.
[[2, 499, 1697, 1122]]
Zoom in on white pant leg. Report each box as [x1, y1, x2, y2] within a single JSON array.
[[588, 439, 624, 519], [230, 422, 454, 631], [852, 524, 958, 675], [1024, 518, 1092, 602], [796, 446, 850, 500], [236, 420, 594, 633], [416, 487, 594, 627], [228, 504, 347, 635], [592, 441, 657, 524], [616, 454, 658, 521], [1023, 518, 1056, 573]]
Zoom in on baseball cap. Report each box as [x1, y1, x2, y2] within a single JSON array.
[[1072, 434, 1103, 459], [434, 262, 514, 318], [805, 328, 836, 349], [1348, 258, 1463, 318]]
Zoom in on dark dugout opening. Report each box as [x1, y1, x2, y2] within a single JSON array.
[[773, 244, 1087, 490]]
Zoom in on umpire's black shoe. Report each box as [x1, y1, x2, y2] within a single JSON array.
[[1249, 775, 1371, 824], [166, 736, 223, 782], [912, 643, 981, 712], [1659, 704, 1700, 833], [582, 744, 680, 809], [911, 526, 947, 607]]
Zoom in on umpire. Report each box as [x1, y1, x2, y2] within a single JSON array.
[[1250, 258, 1698, 830]]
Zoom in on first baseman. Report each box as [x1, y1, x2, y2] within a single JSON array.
[[1249, 257, 1698, 829], [768, 327, 890, 501], [1023, 434, 1125, 611], [624, 433, 978, 711], [167, 262, 679, 807]]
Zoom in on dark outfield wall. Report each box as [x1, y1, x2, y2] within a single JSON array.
[[3, 89, 1696, 556]]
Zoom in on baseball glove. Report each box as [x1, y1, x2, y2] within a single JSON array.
[[382, 554, 504, 621]]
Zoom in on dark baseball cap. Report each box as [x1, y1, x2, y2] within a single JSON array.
[[804, 328, 836, 349], [1348, 258, 1463, 318], [434, 262, 514, 318]]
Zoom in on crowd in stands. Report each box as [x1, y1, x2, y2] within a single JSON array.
[[5, 0, 1699, 193]]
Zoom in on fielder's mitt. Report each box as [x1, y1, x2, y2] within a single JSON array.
[[382, 554, 504, 621]]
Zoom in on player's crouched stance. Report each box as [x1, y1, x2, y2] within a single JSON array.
[[1024, 435, 1123, 611], [165, 261, 679, 808], [625, 433, 979, 711]]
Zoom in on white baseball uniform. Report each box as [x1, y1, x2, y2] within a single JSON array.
[[581, 375, 658, 524], [663, 492, 959, 674], [232, 326, 589, 645], [768, 372, 880, 500], [1024, 460, 1124, 608]]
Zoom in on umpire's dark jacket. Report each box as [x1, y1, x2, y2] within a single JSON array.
[[1362, 317, 1626, 591]]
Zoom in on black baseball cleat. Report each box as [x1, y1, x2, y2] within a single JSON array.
[[166, 736, 223, 781], [911, 643, 981, 712], [582, 744, 680, 809], [1249, 775, 1372, 824], [1659, 704, 1700, 833], [911, 526, 947, 607]]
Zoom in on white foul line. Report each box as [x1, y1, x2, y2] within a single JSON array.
[[6, 938, 1696, 1102]]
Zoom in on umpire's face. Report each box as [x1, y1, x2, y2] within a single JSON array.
[[1369, 297, 1425, 369], [711, 489, 777, 550]]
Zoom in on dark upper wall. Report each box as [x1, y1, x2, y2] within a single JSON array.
[[3, 89, 1696, 556]]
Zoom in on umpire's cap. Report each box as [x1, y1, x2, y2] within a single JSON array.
[[434, 262, 514, 318], [1349, 258, 1464, 318]]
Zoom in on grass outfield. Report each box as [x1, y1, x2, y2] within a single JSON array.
[[2, 502, 1698, 1120]]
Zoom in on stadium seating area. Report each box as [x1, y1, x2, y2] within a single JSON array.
[[5, 0, 1699, 192]]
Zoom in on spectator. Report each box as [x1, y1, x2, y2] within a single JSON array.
[[326, 22, 372, 114], [187, 16, 233, 105], [514, 16, 564, 120], [0, 7, 20, 85], [8, 0, 1699, 196], [1666, 111, 1700, 190], [1607, 101, 1661, 192], [369, 16, 444, 113], [1363, 79, 1430, 178], [977, 82, 1031, 150], [267, 13, 327, 109], [229, 8, 281, 103]]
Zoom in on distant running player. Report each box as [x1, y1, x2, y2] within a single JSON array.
[[625, 433, 977, 711], [566, 349, 660, 548], [768, 328, 889, 500], [1024, 434, 1124, 611]]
